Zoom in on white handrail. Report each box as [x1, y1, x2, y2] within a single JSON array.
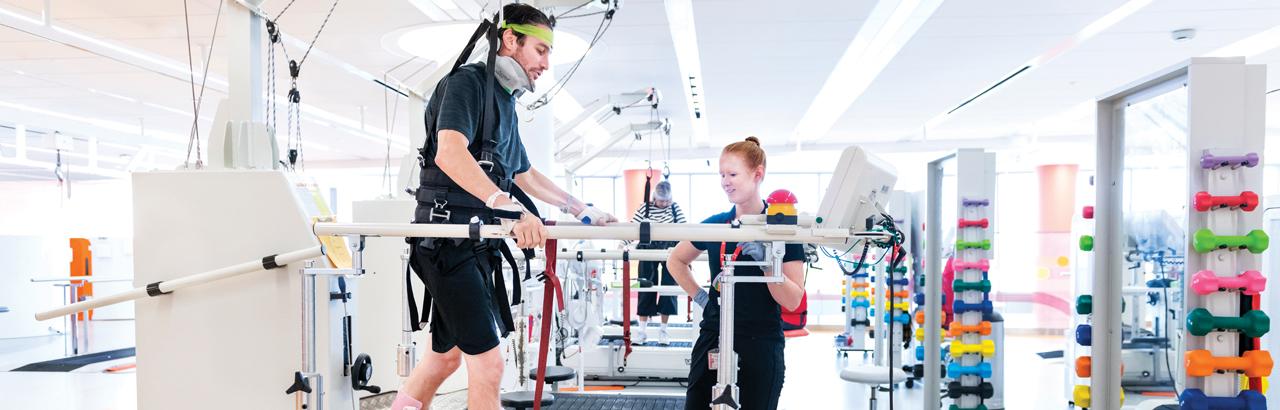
[[34, 246, 323, 321]]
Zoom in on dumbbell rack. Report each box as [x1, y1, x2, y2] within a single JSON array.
[[1181, 150, 1271, 407], [837, 260, 873, 354], [1070, 205, 1113, 409], [877, 252, 910, 375], [948, 197, 994, 410]]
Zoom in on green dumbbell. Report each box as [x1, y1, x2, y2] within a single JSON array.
[[956, 239, 991, 251], [892, 264, 908, 274], [1187, 308, 1270, 338], [1193, 228, 1269, 254], [953, 279, 991, 293], [1079, 235, 1094, 252], [1075, 295, 1124, 315]]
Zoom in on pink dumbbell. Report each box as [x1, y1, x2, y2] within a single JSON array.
[[954, 259, 989, 272], [1191, 270, 1266, 296]]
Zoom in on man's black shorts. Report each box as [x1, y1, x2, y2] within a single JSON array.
[[410, 238, 503, 355]]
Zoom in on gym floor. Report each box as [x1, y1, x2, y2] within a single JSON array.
[[0, 324, 1174, 409]]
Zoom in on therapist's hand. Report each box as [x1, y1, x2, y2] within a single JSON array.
[[575, 205, 617, 226], [738, 242, 773, 273]]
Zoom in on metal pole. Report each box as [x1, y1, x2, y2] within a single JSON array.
[[302, 265, 322, 410], [924, 156, 948, 409], [712, 260, 738, 410], [398, 252, 416, 378], [1093, 99, 1124, 409], [314, 223, 883, 245], [34, 246, 324, 321]]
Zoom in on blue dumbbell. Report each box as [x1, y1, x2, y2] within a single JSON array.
[[888, 277, 909, 287], [850, 298, 871, 309], [850, 272, 870, 279], [947, 362, 993, 379], [914, 293, 945, 306], [1075, 324, 1091, 346], [1179, 389, 1265, 410], [953, 300, 993, 315], [915, 345, 949, 361], [885, 312, 910, 324]]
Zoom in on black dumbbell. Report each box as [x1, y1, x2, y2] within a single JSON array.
[[947, 381, 993, 399]]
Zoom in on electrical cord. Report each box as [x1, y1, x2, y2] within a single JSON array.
[[1157, 255, 1180, 397]]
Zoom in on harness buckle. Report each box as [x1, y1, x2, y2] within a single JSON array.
[[477, 160, 495, 173], [429, 199, 451, 222]]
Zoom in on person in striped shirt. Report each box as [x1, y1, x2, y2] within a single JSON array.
[[630, 180, 686, 345]]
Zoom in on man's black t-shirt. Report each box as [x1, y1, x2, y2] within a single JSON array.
[[692, 202, 806, 339], [425, 62, 530, 179]]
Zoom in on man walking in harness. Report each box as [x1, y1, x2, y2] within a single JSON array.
[[393, 4, 615, 410]]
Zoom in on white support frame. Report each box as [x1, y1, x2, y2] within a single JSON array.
[[1093, 57, 1267, 408]]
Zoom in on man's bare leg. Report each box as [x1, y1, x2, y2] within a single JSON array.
[[463, 345, 505, 410], [397, 340, 462, 409]]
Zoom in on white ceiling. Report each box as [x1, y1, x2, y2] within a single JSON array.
[[1, 0, 1280, 180]]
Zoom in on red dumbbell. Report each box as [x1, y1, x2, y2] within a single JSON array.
[[1082, 206, 1094, 220], [1185, 349, 1273, 378], [1194, 191, 1259, 212], [958, 218, 989, 229], [1190, 269, 1266, 296]]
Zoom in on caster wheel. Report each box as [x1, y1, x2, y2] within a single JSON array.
[[617, 367, 625, 373], [905, 379, 914, 388]]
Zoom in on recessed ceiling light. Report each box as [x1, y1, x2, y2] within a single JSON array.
[[388, 22, 589, 67], [1171, 28, 1196, 43]]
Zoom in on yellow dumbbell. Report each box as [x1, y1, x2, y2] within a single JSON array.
[[949, 339, 995, 358], [884, 301, 910, 311], [1073, 385, 1090, 408], [1072, 384, 1123, 408], [850, 290, 870, 299], [914, 327, 945, 342]]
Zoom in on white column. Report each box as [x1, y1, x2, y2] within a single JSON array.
[[226, 0, 265, 124]]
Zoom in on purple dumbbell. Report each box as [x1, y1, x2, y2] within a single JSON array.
[[961, 197, 990, 207], [1201, 152, 1259, 170]]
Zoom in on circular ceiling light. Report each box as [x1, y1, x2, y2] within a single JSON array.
[[386, 22, 589, 68]]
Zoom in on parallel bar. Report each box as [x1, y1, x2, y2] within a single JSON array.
[[34, 246, 323, 321], [539, 249, 708, 262], [313, 222, 883, 245]]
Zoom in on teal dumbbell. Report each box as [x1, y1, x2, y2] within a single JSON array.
[[953, 279, 991, 293], [956, 239, 991, 251], [1186, 308, 1270, 338], [1075, 295, 1125, 315], [1193, 228, 1268, 254]]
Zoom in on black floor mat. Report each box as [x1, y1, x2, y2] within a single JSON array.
[[12, 347, 136, 372], [542, 393, 685, 410], [1037, 350, 1064, 359]]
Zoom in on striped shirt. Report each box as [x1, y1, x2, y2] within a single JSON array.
[[625, 202, 686, 247]]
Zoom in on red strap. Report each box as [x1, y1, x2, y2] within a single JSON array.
[[533, 223, 565, 410], [622, 251, 633, 361]]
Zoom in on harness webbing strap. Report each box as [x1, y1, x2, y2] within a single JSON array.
[[533, 226, 564, 410], [622, 250, 633, 361]]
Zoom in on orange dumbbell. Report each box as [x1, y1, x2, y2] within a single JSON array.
[[885, 289, 910, 299], [947, 321, 992, 337], [1075, 356, 1123, 378], [1185, 349, 1273, 378], [851, 282, 871, 289]]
